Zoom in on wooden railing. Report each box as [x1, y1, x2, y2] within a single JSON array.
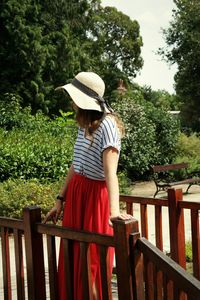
[[120, 188, 200, 280], [0, 188, 200, 299]]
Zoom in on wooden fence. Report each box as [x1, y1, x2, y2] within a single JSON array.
[[0, 188, 199, 299], [121, 188, 200, 280]]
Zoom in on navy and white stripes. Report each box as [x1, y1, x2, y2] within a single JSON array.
[[73, 116, 121, 180]]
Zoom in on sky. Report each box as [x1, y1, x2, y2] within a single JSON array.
[[101, 0, 177, 94]]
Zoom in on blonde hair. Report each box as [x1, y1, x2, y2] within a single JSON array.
[[75, 108, 125, 138]]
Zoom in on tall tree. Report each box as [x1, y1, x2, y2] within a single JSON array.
[[88, 6, 143, 94], [160, 0, 200, 131], [0, 1, 143, 114]]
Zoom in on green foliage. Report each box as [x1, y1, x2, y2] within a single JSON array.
[[0, 172, 131, 219], [175, 133, 200, 173], [143, 101, 180, 166], [112, 91, 180, 179], [118, 172, 132, 195], [0, 96, 76, 182], [185, 241, 193, 263], [142, 86, 181, 111], [88, 6, 143, 93], [0, 178, 65, 218], [161, 0, 200, 131], [0, 0, 143, 114]]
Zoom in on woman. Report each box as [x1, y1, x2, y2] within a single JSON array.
[[43, 71, 132, 300]]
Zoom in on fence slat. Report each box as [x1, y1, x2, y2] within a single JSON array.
[[140, 204, 148, 238], [155, 205, 163, 251], [191, 209, 200, 280], [126, 202, 133, 215], [144, 258, 154, 300], [23, 206, 46, 300], [46, 235, 58, 300], [99, 245, 112, 300], [62, 238, 74, 300], [13, 229, 25, 300], [1, 227, 11, 300], [80, 242, 93, 300]]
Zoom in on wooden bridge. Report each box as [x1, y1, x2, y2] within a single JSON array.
[[0, 188, 200, 299]]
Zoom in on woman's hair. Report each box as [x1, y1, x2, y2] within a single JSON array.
[[75, 108, 125, 138]]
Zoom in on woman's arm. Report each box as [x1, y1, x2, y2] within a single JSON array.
[[103, 148, 133, 221], [43, 164, 75, 224]]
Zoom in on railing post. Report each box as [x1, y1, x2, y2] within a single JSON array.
[[112, 217, 144, 300], [168, 188, 186, 300], [168, 188, 186, 267], [23, 206, 46, 300]]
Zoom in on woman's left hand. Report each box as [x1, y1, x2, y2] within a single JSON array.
[[109, 213, 134, 226]]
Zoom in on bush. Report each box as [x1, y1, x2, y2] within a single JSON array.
[[112, 92, 180, 179], [0, 94, 76, 182], [0, 173, 131, 219], [0, 178, 65, 218], [175, 133, 200, 173]]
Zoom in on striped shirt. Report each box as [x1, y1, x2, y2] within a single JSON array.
[[73, 115, 121, 180]]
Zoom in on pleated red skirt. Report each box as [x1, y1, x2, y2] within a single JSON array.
[[57, 173, 114, 300]]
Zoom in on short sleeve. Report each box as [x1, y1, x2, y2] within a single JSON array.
[[101, 117, 121, 152]]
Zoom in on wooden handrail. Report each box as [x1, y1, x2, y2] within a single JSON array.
[[137, 238, 200, 298]]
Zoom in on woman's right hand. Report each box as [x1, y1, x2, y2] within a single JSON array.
[[43, 200, 63, 224]]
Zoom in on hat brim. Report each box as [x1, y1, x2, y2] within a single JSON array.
[[57, 83, 110, 113]]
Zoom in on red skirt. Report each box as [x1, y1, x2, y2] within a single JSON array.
[[57, 173, 114, 300]]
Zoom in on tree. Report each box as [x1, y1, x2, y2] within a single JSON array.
[[0, 0, 100, 113], [0, 1, 143, 114], [142, 86, 181, 111], [160, 0, 200, 131], [88, 6, 143, 94]]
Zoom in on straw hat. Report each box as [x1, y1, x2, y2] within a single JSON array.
[[56, 72, 112, 113]]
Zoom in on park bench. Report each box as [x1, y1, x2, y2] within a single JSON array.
[[152, 162, 200, 197]]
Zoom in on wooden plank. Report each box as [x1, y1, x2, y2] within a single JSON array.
[[191, 209, 200, 280], [99, 245, 112, 300], [1, 227, 11, 300], [143, 258, 154, 300], [62, 239, 74, 300], [80, 242, 93, 300], [155, 205, 163, 251], [23, 206, 46, 300], [137, 238, 200, 297], [112, 218, 137, 300], [129, 232, 144, 300], [140, 204, 148, 238], [126, 202, 133, 215], [36, 224, 115, 246], [168, 189, 186, 269], [0, 218, 24, 230], [120, 195, 168, 206], [179, 201, 200, 210], [46, 235, 58, 300], [13, 229, 25, 300], [152, 163, 188, 173], [156, 269, 163, 300]]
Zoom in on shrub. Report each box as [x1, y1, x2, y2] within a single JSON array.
[[112, 92, 180, 179], [0, 178, 65, 219], [175, 133, 200, 173], [0, 174, 131, 219], [0, 94, 76, 182]]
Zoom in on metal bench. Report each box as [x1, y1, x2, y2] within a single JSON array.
[[151, 162, 200, 197]]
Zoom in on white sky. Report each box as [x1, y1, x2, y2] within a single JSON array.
[[101, 0, 177, 93]]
